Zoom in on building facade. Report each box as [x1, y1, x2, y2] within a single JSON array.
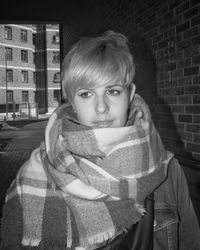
[[0, 24, 61, 118]]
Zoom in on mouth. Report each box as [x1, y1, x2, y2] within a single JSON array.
[[93, 120, 113, 128]]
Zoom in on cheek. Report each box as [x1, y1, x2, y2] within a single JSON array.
[[116, 99, 129, 122], [76, 106, 86, 117], [118, 99, 129, 115], [75, 104, 93, 124]]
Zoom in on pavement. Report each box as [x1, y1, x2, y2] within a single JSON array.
[[0, 120, 48, 219]]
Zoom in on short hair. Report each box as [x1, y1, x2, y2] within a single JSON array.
[[61, 30, 135, 102]]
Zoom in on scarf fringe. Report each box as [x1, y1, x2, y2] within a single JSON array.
[[87, 228, 116, 245], [20, 229, 117, 249], [21, 237, 73, 249], [22, 238, 41, 246], [1, 240, 70, 250], [135, 202, 146, 215]]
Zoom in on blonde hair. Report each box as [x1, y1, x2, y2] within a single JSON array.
[[61, 30, 135, 101]]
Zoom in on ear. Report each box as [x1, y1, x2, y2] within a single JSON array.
[[129, 83, 136, 102]]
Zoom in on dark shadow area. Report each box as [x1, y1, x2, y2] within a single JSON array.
[[129, 36, 200, 223], [130, 36, 191, 157]]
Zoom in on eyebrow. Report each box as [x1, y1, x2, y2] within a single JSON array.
[[106, 84, 124, 88], [76, 83, 124, 91]]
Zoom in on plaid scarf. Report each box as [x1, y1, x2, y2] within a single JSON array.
[[1, 94, 173, 250]]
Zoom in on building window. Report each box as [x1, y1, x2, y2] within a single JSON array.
[[34, 91, 37, 103], [7, 90, 13, 103], [52, 51, 60, 63], [21, 70, 28, 83], [20, 29, 28, 43], [53, 72, 60, 83], [33, 72, 36, 83], [4, 26, 12, 40], [6, 69, 13, 82], [52, 33, 60, 44], [22, 91, 29, 103], [21, 50, 28, 62], [33, 52, 36, 64], [32, 33, 36, 45], [5, 47, 13, 61]]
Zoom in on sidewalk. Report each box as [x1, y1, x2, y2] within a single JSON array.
[[0, 120, 47, 219]]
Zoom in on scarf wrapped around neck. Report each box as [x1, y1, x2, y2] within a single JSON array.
[[1, 94, 173, 250]]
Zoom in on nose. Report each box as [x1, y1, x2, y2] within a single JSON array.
[[95, 95, 109, 114]]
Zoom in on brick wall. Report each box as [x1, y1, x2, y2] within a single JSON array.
[[62, 0, 200, 162], [103, 0, 200, 162]]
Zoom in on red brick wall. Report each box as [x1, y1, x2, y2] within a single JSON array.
[[62, 0, 200, 162]]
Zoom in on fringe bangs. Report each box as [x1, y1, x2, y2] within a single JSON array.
[[64, 51, 134, 101]]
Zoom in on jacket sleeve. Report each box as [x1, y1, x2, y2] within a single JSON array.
[[170, 158, 200, 249]]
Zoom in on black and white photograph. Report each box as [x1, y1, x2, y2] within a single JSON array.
[[0, 1, 200, 249]]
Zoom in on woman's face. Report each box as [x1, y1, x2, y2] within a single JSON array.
[[71, 82, 135, 128]]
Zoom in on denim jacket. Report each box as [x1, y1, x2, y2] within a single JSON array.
[[98, 157, 200, 250], [153, 158, 200, 250]]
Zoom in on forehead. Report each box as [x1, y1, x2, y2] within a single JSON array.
[[73, 69, 127, 92], [67, 54, 130, 100], [76, 81, 125, 91]]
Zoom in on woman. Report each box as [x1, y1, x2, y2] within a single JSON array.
[[1, 30, 200, 250]]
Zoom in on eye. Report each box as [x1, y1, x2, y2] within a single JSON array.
[[107, 89, 121, 96], [79, 91, 92, 98]]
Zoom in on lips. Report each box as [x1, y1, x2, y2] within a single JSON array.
[[93, 120, 113, 128]]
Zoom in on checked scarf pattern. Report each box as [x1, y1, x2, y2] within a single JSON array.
[[1, 94, 173, 250]]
